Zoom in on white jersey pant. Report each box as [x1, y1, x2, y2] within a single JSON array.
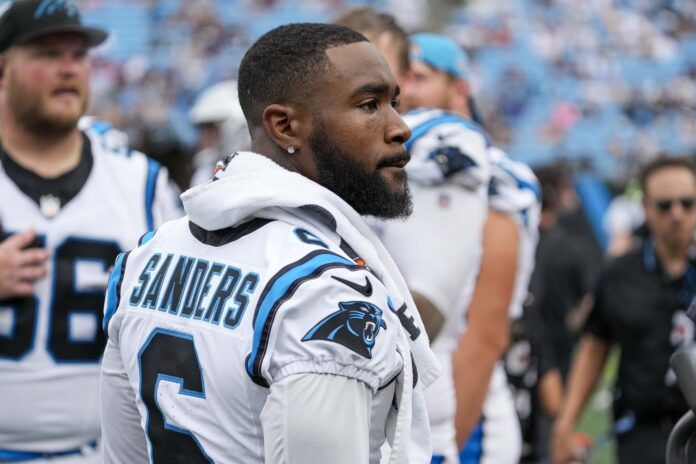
[[459, 366, 522, 464]]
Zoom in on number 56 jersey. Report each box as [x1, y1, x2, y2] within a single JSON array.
[[0, 128, 181, 453]]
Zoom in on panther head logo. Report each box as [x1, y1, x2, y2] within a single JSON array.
[[302, 301, 387, 359]]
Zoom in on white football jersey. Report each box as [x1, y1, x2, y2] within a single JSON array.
[[102, 216, 410, 463], [0, 127, 181, 454], [376, 109, 491, 461]]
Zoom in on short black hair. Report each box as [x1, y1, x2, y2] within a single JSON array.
[[333, 7, 409, 75], [639, 156, 696, 196], [237, 23, 368, 128], [533, 164, 566, 211]]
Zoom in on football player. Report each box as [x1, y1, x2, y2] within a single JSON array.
[[100, 23, 440, 464], [396, 33, 540, 463], [0, 1, 180, 462]]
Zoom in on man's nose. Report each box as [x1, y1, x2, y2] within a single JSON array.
[[386, 110, 412, 145]]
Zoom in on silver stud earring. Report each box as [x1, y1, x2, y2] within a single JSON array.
[[287, 146, 295, 154]]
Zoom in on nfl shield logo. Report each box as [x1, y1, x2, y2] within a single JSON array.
[[438, 192, 451, 208]]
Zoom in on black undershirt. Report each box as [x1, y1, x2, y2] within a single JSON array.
[[0, 133, 93, 216]]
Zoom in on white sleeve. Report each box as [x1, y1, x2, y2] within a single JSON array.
[[406, 120, 491, 190], [152, 166, 184, 225], [101, 339, 149, 464], [487, 147, 541, 228], [261, 373, 371, 464]]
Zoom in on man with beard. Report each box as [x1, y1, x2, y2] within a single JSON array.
[[0, 1, 180, 462], [100, 23, 440, 464], [552, 157, 696, 464]]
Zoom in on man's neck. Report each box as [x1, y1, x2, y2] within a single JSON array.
[[449, 104, 472, 121], [654, 238, 690, 278], [0, 118, 83, 179]]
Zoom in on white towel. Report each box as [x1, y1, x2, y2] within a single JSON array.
[[182, 151, 441, 463]]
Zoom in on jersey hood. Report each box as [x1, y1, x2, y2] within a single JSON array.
[[181, 151, 441, 385]]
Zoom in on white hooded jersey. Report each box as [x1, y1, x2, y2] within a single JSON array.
[[101, 152, 439, 464], [0, 125, 181, 454]]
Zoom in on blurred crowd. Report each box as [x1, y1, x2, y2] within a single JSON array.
[[1, 0, 696, 463], [75, 0, 696, 188], [445, 0, 696, 177]]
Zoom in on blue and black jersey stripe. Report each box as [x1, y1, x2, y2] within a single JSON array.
[[103, 251, 130, 338], [246, 249, 365, 387], [495, 163, 542, 200], [405, 114, 491, 151], [144, 159, 161, 231]]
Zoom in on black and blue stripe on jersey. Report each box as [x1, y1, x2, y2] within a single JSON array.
[[144, 159, 160, 232], [103, 251, 130, 339], [405, 112, 491, 180], [405, 112, 492, 151], [489, 161, 542, 226], [246, 249, 366, 388], [103, 230, 155, 338], [493, 162, 542, 201], [0, 442, 98, 462]]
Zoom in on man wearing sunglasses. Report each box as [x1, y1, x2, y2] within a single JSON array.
[[552, 157, 696, 464]]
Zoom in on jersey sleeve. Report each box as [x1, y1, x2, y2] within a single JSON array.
[[261, 374, 371, 464], [152, 165, 184, 226], [246, 256, 402, 392], [101, 339, 150, 464], [405, 115, 491, 190], [487, 147, 542, 229]]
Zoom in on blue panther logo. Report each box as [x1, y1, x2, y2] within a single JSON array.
[[302, 301, 387, 359], [429, 146, 477, 178]]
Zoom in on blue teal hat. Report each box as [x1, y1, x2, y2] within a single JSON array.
[[410, 33, 470, 80]]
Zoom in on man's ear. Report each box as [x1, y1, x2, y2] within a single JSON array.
[[261, 104, 305, 153], [454, 77, 470, 101]]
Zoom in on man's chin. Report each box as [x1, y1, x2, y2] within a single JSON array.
[[664, 233, 692, 250], [372, 186, 413, 220], [40, 111, 82, 134]]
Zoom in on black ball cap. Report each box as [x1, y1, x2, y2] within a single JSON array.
[[0, 0, 108, 53]]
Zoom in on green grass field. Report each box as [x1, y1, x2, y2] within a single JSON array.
[[576, 349, 620, 464]]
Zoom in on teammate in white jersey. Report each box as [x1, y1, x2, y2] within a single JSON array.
[[0, 1, 180, 461], [458, 147, 540, 464], [101, 23, 441, 464], [382, 108, 491, 464], [397, 34, 540, 463]]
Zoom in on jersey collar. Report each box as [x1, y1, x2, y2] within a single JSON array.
[[0, 132, 93, 219]]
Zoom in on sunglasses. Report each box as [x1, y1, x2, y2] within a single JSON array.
[[653, 197, 696, 213]]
